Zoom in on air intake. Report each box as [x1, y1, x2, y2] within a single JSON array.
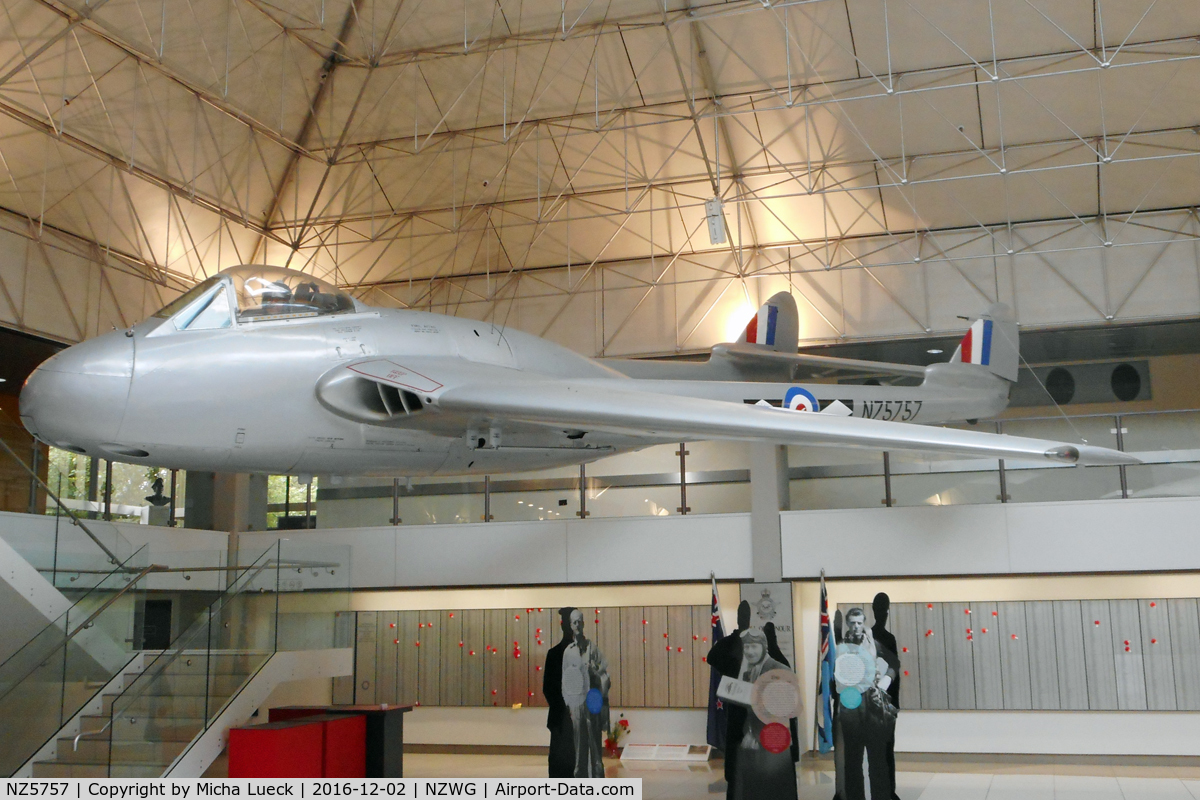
[[315, 365, 427, 425], [376, 384, 423, 417]]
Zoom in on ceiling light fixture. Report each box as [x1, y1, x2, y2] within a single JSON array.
[[927, 348, 943, 355]]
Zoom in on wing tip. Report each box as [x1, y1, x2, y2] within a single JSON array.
[[1049, 444, 1142, 466]]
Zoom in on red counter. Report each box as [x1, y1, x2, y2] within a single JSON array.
[[229, 713, 366, 778], [270, 705, 412, 778]]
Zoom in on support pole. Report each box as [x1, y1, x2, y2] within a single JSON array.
[[168, 468, 178, 526], [305, 482, 313, 529], [285, 475, 291, 518], [750, 443, 788, 583], [484, 475, 493, 522]]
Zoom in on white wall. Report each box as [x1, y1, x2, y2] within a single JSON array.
[[0, 511, 229, 590], [781, 496, 1200, 579], [240, 513, 752, 588], [245, 496, 1200, 589], [403, 707, 707, 748], [896, 711, 1200, 756]]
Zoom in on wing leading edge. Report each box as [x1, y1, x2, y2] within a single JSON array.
[[433, 379, 1137, 466]]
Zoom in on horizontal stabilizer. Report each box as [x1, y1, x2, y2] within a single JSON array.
[[713, 343, 928, 380]]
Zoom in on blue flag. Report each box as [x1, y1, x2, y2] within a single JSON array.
[[705, 575, 727, 752], [816, 573, 835, 753]]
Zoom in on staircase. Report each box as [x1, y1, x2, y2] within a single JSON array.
[[32, 653, 260, 778], [0, 500, 354, 779]]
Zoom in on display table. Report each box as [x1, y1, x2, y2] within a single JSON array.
[[270, 705, 413, 778], [229, 714, 366, 778]]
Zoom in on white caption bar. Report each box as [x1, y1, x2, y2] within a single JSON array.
[[1, 780, 641, 800]]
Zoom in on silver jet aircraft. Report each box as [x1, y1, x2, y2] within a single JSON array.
[[19, 265, 1135, 477]]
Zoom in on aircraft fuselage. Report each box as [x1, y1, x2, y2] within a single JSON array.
[[20, 305, 1008, 478]]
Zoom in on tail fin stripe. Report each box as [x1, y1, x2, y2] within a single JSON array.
[[980, 319, 992, 367], [736, 291, 798, 352]]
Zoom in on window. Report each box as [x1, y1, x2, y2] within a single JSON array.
[[152, 276, 223, 319], [175, 285, 233, 331]]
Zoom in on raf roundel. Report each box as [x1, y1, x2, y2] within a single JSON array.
[[784, 386, 819, 413]]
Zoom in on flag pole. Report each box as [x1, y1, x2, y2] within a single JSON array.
[[812, 567, 827, 755]]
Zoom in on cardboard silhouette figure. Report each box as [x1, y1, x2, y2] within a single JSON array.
[[834, 606, 897, 800], [707, 601, 799, 800], [542, 607, 610, 778]]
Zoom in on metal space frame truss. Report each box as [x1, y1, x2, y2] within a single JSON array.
[[0, 0, 1198, 352]]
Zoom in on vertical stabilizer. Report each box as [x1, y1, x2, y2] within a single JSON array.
[[949, 303, 1019, 382], [736, 292, 799, 353]]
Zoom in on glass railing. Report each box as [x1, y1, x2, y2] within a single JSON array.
[[102, 541, 284, 777], [789, 410, 1200, 509], [0, 544, 152, 777], [0, 440, 136, 592]]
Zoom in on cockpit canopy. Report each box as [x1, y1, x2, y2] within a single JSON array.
[[152, 265, 362, 331]]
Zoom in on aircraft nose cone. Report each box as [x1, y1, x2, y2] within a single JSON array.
[[20, 331, 134, 452]]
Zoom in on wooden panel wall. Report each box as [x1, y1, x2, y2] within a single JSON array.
[[1141, 599, 1176, 711], [351, 606, 712, 708], [971, 602, 1003, 710], [1168, 600, 1200, 710], [832, 598, 1200, 712], [351, 597, 1200, 712], [1025, 601, 1061, 710], [996, 602, 1032, 710]]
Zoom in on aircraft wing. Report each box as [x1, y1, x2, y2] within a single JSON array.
[[434, 378, 1136, 466], [711, 343, 929, 380]]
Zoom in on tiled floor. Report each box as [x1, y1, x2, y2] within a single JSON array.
[[399, 754, 1200, 800]]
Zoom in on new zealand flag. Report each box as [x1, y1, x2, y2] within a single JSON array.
[[816, 572, 835, 753]]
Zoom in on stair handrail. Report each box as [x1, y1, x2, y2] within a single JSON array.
[[0, 436, 122, 566], [113, 557, 280, 704], [63, 564, 161, 640], [104, 542, 283, 765], [0, 545, 152, 709]]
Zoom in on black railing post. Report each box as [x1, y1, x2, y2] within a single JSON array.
[[676, 443, 690, 514], [168, 468, 178, 526], [882, 452, 893, 508], [996, 422, 1010, 503], [577, 465, 589, 518], [103, 460, 113, 521], [1115, 414, 1129, 499], [484, 475, 493, 521], [391, 477, 401, 525]]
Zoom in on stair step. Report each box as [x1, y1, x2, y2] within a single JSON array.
[[102, 692, 234, 716], [126, 654, 265, 678], [32, 761, 167, 779], [53, 738, 187, 764], [80, 715, 205, 743], [121, 675, 251, 695]]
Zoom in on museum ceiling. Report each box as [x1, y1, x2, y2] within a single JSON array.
[[1, 0, 1199, 354]]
